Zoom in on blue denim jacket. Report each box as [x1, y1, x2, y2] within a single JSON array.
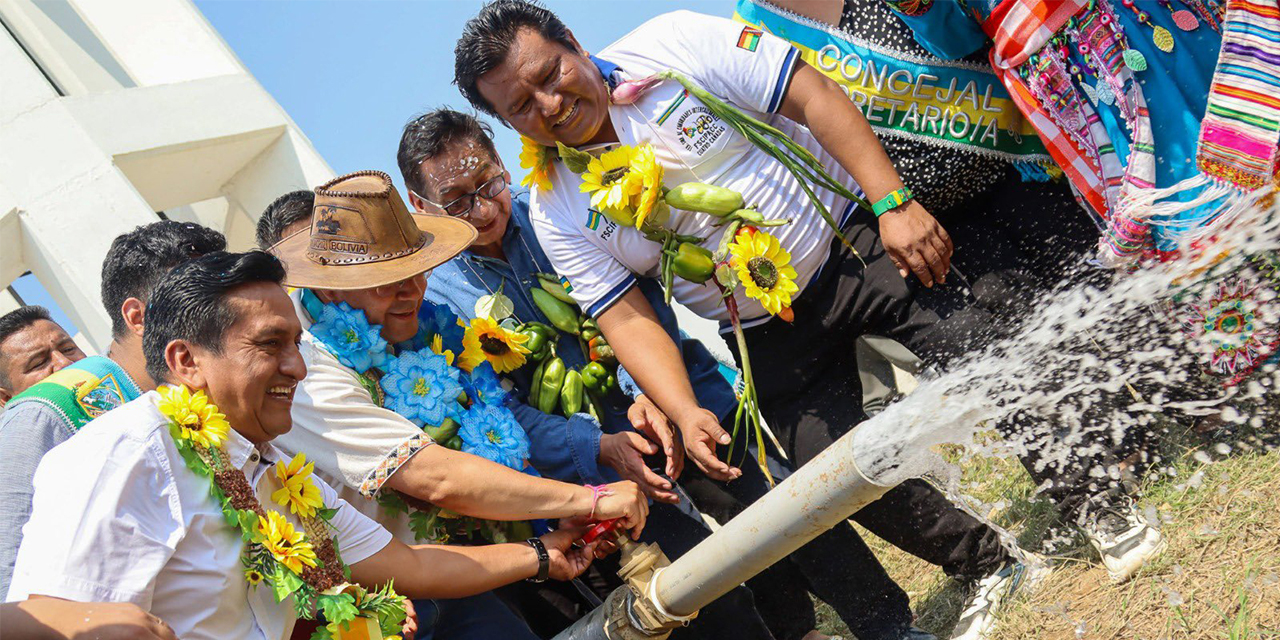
[[425, 190, 737, 484]]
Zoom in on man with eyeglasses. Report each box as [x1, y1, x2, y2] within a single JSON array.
[[399, 108, 846, 640]]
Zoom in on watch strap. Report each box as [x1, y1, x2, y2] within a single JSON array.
[[872, 187, 913, 217], [525, 537, 550, 583]]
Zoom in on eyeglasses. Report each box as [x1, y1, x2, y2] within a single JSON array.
[[413, 174, 508, 219]]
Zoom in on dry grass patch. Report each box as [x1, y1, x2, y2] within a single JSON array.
[[814, 439, 1280, 639]]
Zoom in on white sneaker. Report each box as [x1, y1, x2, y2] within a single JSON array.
[[949, 556, 1052, 640], [1083, 501, 1166, 583]]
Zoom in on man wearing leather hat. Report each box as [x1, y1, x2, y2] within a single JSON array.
[[270, 170, 647, 640]]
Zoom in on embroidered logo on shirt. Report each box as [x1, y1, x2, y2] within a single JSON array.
[[675, 107, 727, 157], [736, 26, 762, 52], [559, 276, 574, 294], [76, 374, 126, 419]]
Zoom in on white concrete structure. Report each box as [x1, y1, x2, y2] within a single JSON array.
[[0, 0, 333, 351]]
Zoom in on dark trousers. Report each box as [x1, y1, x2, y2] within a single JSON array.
[[702, 209, 1019, 639], [415, 592, 540, 640]]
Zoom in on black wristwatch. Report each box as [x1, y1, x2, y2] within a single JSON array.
[[525, 537, 550, 583]]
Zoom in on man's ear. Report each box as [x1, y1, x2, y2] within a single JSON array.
[[407, 190, 427, 213], [120, 297, 146, 339], [565, 29, 590, 57], [164, 340, 207, 391]]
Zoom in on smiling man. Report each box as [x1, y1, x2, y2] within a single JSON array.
[[0, 222, 227, 598], [452, 2, 1045, 639], [6, 251, 605, 639]]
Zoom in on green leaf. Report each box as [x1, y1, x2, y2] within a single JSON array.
[[375, 491, 410, 515], [475, 291, 515, 321], [555, 142, 593, 174], [270, 565, 298, 603], [319, 593, 359, 626], [239, 510, 261, 542], [317, 507, 339, 522], [309, 626, 334, 640]]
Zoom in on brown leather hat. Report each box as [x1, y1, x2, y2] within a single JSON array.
[[271, 170, 476, 291]]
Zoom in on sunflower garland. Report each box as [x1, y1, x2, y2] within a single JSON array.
[[518, 136, 555, 192], [156, 385, 407, 640], [304, 293, 535, 544]]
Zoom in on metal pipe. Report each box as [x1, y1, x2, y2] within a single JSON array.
[[552, 423, 895, 639], [653, 425, 892, 616]]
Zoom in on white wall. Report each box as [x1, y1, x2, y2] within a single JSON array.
[[0, 0, 333, 349]]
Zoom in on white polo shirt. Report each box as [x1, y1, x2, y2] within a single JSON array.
[[530, 10, 862, 325], [6, 391, 393, 640]]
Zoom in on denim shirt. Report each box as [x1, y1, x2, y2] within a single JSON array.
[[425, 191, 737, 483]]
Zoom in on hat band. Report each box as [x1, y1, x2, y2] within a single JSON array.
[[305, 232, 429, 266]]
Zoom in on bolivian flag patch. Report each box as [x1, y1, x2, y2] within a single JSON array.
[[736, 26, 762, 52]]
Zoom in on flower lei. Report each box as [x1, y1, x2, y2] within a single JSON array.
[[305, 292, 536, 543], [156, 385, 407, 640], [522, 71, 873, 482]]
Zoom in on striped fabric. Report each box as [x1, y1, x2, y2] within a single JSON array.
[[1196, 0, 1280, 190], [984, 0, 1089, 68]]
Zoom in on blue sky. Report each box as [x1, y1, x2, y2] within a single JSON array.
[[196, 0, 737, 187], [19, 0, 737, 336]]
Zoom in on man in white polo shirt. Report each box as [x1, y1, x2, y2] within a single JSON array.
[[6, 251, 603, 640], [454, 3, 1038, 639]]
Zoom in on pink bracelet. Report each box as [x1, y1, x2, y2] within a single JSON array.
[[585, 484, 614, 519]]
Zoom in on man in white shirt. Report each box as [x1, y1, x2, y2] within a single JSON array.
[[7, 250, 603, 640], [453, 3, 1034, 639]]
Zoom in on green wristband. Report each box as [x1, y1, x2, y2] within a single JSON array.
[[871, 187, 913, 217]]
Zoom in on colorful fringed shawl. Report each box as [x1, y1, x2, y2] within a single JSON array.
[[1196, 0, 1280, 191]]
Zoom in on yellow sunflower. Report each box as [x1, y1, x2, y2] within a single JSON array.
[[430, 333, 456, 366], [729, 230, 800, 316], [579, 146, 645, 226], [258, 511, 318, 575], [460, 317, 531, 374], [629, 145, 665, 230], [157, 385, 230, 450], [244, 568, 265, 586], [518, 136, 555, 192], [271, 453, 324, 518]]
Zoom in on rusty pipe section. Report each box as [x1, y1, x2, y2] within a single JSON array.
[[552, 424, 895, 639], [652, 426, 892, 616]]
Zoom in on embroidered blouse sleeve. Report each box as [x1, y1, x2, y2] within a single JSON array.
[[281, 340, 434, 500], [6, 420, 182, 607]]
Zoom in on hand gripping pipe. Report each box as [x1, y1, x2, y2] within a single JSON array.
[[554, 424, 896, 640]]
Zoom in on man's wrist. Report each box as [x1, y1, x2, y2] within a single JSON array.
[[523, 537, 550, 582], [570, 483, 595, 517]]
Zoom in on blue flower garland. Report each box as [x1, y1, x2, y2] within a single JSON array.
[[305, 291, 535, 543]]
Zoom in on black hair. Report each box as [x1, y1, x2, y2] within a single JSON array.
[[397, 109, 500, 198], [454, 0, 575, 117], [142, 251, 285, 384], [256, 190, 315, 250], [0, 305, 55, 388], [100, 221, 227, 339]]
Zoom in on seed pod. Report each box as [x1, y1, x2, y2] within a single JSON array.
[[560, 370, 584, 416], [531, 288, 581, 335], [665, 183, 745, 216]]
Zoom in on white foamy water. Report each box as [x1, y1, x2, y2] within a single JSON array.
[[852, 194, 1280, 494]]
